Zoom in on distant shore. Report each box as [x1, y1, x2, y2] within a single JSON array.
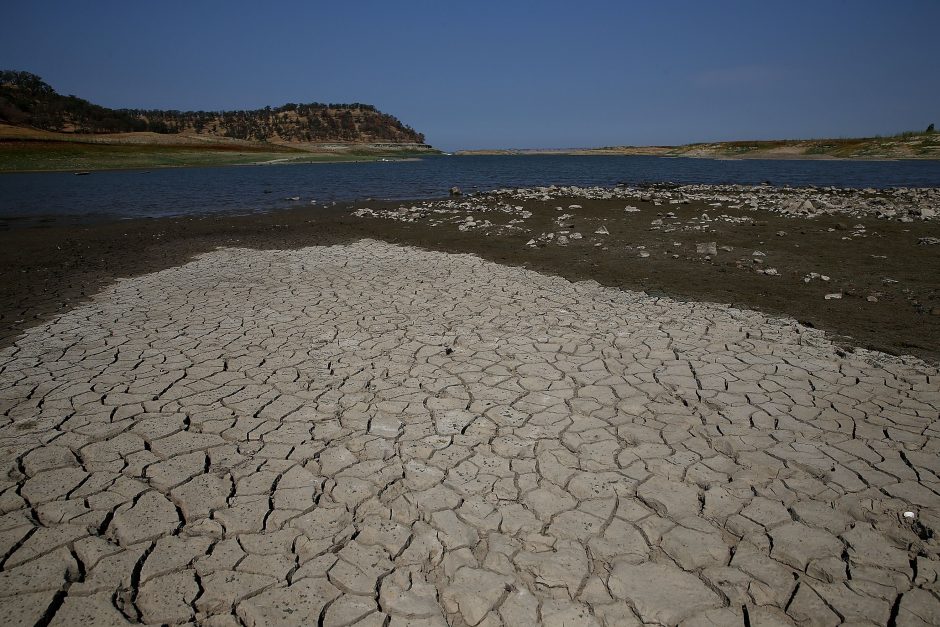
[[456, 132, 940, 160], [0, 124, 439, 172], [4, 122, 940, 172]]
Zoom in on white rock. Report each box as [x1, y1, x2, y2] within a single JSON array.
[[696, 242, 717, 256]]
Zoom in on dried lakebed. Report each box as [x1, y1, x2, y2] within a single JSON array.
[[4, 183, 940, 364], [1, 240, 938, 626], [350, 184, 940, 361]]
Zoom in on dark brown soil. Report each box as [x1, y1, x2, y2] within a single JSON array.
[[2, 195, 938, 362]]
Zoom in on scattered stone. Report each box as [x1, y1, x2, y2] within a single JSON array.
[[696, 242, 718, 256]]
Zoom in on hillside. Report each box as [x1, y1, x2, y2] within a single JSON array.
[[668, 133, 940, 160], [0, 70, 427, 145], [456, 131, 940, 160]]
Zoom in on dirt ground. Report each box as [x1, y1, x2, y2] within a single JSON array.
[[1, 192, 938, 362]]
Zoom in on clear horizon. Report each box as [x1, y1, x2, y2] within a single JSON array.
[[2, 0, 939, 151]]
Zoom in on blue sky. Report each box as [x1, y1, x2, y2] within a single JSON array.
[[3, 1, 938, 150]]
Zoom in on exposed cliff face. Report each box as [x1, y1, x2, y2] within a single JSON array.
[[127, 104, 425, 144], [0, 70, 426, 145]]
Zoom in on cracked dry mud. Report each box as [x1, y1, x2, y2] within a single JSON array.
[[1, 240, 938, 626]]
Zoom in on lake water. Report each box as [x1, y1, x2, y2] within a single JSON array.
[[1, 155, 939, 222]]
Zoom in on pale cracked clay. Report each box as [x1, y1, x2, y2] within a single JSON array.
[[0, 241, 938, 626]]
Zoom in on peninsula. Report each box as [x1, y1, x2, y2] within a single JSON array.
[[0, 70, 437, 171]]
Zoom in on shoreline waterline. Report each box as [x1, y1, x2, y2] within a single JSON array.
[[3, 154, 940, 223]]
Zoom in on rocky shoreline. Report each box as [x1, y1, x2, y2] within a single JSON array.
[[2, 183, 939, 363], [355, 183, 940, 226], [349, 184, 938, 357]]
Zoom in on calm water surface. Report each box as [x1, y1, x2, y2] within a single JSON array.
[[1, 155, 939, 222]]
